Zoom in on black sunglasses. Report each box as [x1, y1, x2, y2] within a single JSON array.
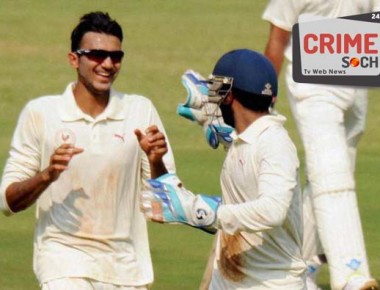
[[75, 49, 125, 62]]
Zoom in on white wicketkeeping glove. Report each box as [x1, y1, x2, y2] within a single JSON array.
[[177, 70, 233, 149], [140, 173, 221, 234]]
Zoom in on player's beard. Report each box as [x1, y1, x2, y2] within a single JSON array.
[[220, 103, 235, 128]]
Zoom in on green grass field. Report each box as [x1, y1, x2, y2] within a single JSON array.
[[0, 1, 379, 289]]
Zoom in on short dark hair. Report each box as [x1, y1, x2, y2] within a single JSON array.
[[232, 87, 273, 113], [70, 11, 123, 51]]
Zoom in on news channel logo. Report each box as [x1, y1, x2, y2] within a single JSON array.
[[293, 12, 380, 86]]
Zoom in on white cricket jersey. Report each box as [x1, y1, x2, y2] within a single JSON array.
[[0, 83, 175, 286], [211, 115, 306, 289]]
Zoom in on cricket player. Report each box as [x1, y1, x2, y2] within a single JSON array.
[[263, 1, 379, 289], [0, 12, 175, 290], [139, 49, 307, 289]]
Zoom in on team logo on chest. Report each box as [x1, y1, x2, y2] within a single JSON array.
[[55, 128, 76, 146]]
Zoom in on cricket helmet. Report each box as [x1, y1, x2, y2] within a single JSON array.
[[211, 49, 277, 98]]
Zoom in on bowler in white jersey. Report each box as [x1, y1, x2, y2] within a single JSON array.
[[0, 11, 175, 290]]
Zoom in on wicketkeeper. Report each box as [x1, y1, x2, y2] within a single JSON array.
[[138, 49, 307, 289]]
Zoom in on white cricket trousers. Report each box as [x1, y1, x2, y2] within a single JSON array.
[[285, 65, 371, 290]]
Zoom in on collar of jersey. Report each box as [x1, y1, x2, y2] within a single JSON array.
[[233, 114, 286, 144], [58, 82, 126, 122]]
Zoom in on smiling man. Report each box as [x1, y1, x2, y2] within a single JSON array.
[[0, 12, 175, 290]]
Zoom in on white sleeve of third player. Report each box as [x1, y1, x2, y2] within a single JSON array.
[[262, 0, 303, 31], [217, 129, 300, 235]]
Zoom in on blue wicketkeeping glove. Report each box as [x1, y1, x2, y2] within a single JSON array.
[[140, 173, 221, 234], [177, 70, 233, 149]]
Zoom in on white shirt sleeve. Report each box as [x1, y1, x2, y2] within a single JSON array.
[[262, 0, 303, 31], [0, 102, 41, 215]]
